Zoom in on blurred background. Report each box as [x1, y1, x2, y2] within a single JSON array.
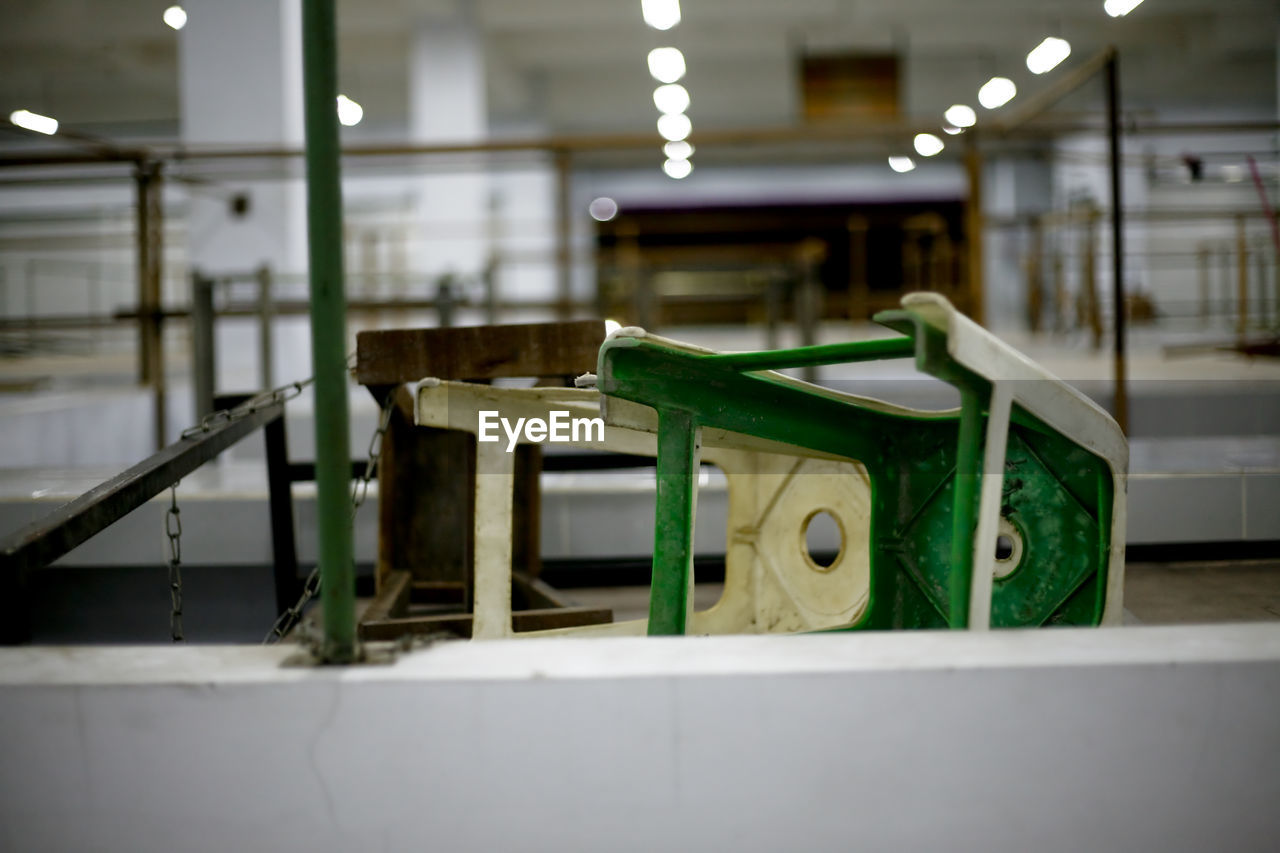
[[0, 0, 1277, 641]]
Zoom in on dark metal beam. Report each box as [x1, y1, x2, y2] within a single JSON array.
[[1106, 53, 1128, 433], [0, 400, 283, 584]]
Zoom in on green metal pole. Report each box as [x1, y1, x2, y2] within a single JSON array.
[[948, 387, 984, 628], [649, 409, 699, 635], [301, 0, 357, 662]]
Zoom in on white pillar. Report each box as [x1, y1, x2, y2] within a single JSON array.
[[409, 10, 491, 281], [178, 0, 305, 275]]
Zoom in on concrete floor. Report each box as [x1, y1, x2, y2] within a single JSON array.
[[1123, 559, 1280, 625], [566, 558, 1280, 627]]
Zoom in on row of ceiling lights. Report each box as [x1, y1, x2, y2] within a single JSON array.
[[642, 0, 694, 180], [889, 0, 1147, 173], [9, 1, 1151, 165], [7, 5, 366, 138]]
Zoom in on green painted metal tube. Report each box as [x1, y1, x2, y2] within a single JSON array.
[[301, 0, 357, 662], [649, 409, 699, 635], [704, 336, 915, 372], [948, 387, 984, 628]]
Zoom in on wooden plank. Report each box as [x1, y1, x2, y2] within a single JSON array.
[[410, 582, 468, 605], [358, 606, 613, 641], [512, 570, 574, 610], [361, 569, 413, 623], [355, 320, 605, 386]]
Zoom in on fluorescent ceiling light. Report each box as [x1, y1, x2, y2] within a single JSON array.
[[978, 77, 1017, 109], [888, 156, 915, 173], [664, 140, 693, 159], [647, 47, 686, 83], [913, 133, 944, 157], [588, 197, 619, 221], [657, 112, 691, 142], [663, 157, 692, 179], [642, 0, 680, 30], [944, 104, 976, 128], [942, 125, 963, 135], [9, 109, 58, 135], [1103, 0, 1145, 17], [163, 6, 187, 30], [1026, 37, 1071, 74], [336, 94, 363, 126], [653, 84, 690, 115]]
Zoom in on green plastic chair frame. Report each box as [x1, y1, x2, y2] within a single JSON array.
[[597, 293, 1128, 635]]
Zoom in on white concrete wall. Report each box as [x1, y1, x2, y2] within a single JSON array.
[[2, 625, 1279, 852]]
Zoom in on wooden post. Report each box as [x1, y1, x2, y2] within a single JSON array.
[[964, 136, 985, 325], [256, 264, 275, 391], [554, 148, 573, 320], [1105, 51, 1128, 434], [1081, 206, 1103, 350], [1236, 215, 1249, 341], [375, 387, 475, 607], [134, 159, 166, 449], [1197, 244, 1210, 325], [1026, 217, 1044, 333], [846, 215, 869, 322]]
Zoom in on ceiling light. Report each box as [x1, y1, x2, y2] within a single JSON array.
[[888, 156, 915, 173], [641, 0, 680, 30], [588, 197, 619, 221], [657, 112, 691, 142], [978, 77, 1017, 109], [163, 6, 187, 30], [647, 47, 686, 83], [1103, 0, 1145, 17], [944, 104, 976, 128], [336, 94, 363, 126], [9, 109, 58, 135], [913, 133, 944, 157], [653, 84, 690, 115], [663, 157, 692, 179], [1026, 37, 1071, 74], [942, 125, 963, 135], [664, 140, 693, 159]]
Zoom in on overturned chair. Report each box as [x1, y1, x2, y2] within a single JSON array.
[[596, 292, 1127, 635]]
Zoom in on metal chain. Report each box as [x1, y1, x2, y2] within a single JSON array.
[[180, 378, 314, 441], [165, 483, 185, 642], [182, 353, 356, 441], [352, 393, 396, 518], [263, 390, 396, 645]]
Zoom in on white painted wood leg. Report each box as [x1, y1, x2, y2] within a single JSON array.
[[472, 442, 515, 639]]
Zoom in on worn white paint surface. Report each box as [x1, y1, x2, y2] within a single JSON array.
[[417, 380, 873, 637], [2, 625, 1280, 853], [899, 293, 1129, 625], [969, 380, 1013, 630]]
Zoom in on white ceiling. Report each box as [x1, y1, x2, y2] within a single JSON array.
[[0, 0, 1275, 143]]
